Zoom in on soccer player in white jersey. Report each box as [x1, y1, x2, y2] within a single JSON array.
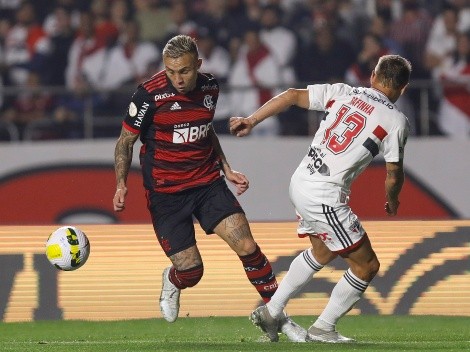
[[229, 55, 412, 343]]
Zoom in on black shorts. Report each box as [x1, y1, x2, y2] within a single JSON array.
[[146, 177, 245, 257]]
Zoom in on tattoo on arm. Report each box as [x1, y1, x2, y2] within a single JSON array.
[[114, 128, 138, 186], [385, 164, 404, 202]]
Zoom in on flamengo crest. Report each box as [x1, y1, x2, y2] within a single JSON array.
[[203, 95, 214, 110]]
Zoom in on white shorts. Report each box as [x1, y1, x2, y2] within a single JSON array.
[[290, 184, 366, 253]]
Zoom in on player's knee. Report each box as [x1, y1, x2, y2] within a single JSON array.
[[369, 258, 380, 278], [362, 259, 380, 282], [174, 264, 204, 288], [350, 258, 380, 282], [238, 239, 257, 256], [236, 239, 261, 258]]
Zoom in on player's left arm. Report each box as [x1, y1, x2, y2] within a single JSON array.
[[209, 126, 249, 195], [383, 115, 409, 216], [384, 160, 404, 216]]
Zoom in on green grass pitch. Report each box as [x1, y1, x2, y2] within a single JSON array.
[[1, 315, 469, 351]]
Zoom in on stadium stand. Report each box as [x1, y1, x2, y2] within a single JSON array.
[[0, 1, 468, 139]]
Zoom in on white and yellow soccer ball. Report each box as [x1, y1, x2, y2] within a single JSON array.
[[45, 226, 90, 271]]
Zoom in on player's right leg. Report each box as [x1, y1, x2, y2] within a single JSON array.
[[256, 237, 336, 342], [160, 245, 204, 322], [146, 189, 204, 322]]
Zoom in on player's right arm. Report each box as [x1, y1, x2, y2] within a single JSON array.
[[229, 88, 310, 137], [113, 127, 139, 212], [113, 86, 151, 212]]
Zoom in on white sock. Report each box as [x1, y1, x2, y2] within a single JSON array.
[[267, 248, 323, 319], [314, 268, 369, 331]]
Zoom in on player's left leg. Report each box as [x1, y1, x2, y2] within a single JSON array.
[[194, 179, 277, 302], [213, 212, 278, 302], [214, 213, 307, 342], [195, 179, 305, 342], [307, 235, 379, 343]]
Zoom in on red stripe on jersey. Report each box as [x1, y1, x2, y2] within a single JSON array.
[[123, 121, 139, 134], [153, 76, 167, 89], [156, 173, 221, 193], [325, 99, 335, 109], [373, 125, 388, 141], [143, 71, 167, 91], [145, 78, 167, 91], [137, 71, 220, 193]]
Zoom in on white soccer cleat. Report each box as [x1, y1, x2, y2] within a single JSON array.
[[306, 326, 355, 343], [279, 314, 307, 342], [159, 266, 180, 323], [250, 305, 280, 342]]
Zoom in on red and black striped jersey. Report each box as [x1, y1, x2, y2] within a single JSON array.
[[123, 70, 222, 193]]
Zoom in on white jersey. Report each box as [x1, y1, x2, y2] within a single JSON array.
[[291, 83, 409, 207]]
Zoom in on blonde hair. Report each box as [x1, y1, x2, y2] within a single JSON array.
[[163, 35, 199, 59]]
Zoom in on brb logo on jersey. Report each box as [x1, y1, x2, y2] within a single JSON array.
[[173, 122, 212, 143]]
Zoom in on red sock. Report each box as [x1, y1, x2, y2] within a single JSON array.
[[169, 265, 204, 289], [239, 245, 278, 302]]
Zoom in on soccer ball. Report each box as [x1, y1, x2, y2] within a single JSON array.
[[45, 226, 90, 271]]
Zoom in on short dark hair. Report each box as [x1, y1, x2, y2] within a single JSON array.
[[163, 35, 199, 59], [375, 55, 412, 90]]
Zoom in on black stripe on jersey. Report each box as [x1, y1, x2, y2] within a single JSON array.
[[155, 158, 220, 172], [302, 249, 323, 272], [154, 140, 209, 152], [344, 270, 368, 292], [363, 137, 379, 157], [322, 204, 353, 248]]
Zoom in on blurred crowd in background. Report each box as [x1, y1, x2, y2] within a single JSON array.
[[0, 0, 470, 140]]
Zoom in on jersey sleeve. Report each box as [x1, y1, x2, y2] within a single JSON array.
[[382, 114, 409, 162], [307, 83, 353, 111], [123, 86, 152, 134]]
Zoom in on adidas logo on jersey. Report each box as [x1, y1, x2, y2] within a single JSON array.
[[170, 102, 181, 110]]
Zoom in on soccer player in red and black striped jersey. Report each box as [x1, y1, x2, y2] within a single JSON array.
[[112, 35, 305, 340]]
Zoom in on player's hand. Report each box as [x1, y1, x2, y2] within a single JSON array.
[[385, 200, 400, 216], [225, 169, 249, 196], [113, 187, 128, 212], [229, 117, 254, 137]]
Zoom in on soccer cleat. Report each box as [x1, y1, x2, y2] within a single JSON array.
[[250, 305, 280, 342], [159, 266, 180, 323], [306, 325, 355, 343], [279, 314, 307, 342]]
